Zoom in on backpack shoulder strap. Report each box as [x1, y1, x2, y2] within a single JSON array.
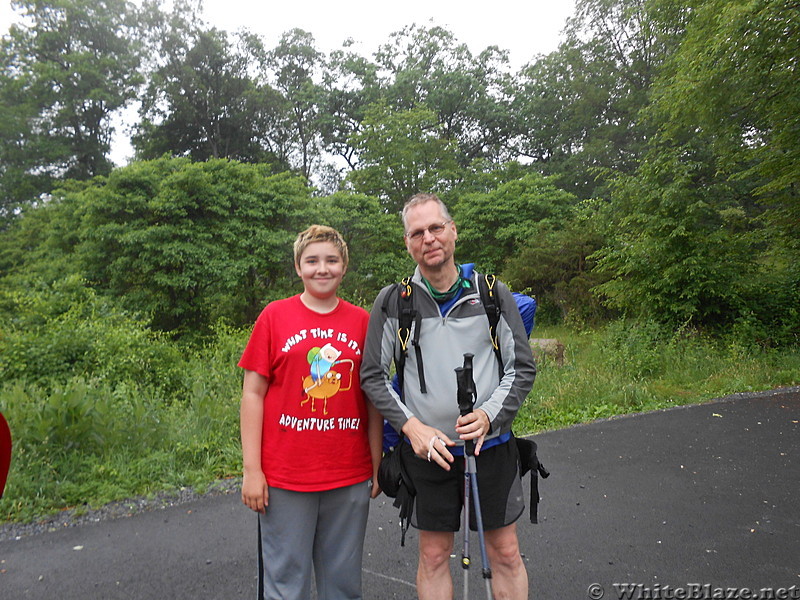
[[395, 277, 426, 394], [477, 273, 503, 375]]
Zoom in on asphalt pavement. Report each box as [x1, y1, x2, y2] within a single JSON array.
[[1, 387, 798, 599]]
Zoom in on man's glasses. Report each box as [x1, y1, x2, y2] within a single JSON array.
[[405, 220, 452, 241]]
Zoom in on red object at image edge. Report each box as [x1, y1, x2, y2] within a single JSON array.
[[0, 412, 11, 499]]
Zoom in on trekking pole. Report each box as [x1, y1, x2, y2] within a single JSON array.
[[456, 354, 493, 600], [461, 445, 471, 600]]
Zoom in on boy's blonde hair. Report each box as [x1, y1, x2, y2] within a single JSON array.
[[293, 225, 349, 268]]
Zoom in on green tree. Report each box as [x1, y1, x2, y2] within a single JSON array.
[[71, 158, 312, 334], [649, 0, 800, 249], [0, 0, 142, 220], [0, 273, 182, 392], [503, 200, 611, 325], [134, 24, 287, 166], [346, 102, 460, 211], [264, 29, 325, 180], [0, 178, 84, 282], [374, 24, 517, 166], [594, 138, 758, 327], [594, 0, 799, 339], [451, 172, 577, 274], [318, 46, 383, 172], [512, 0, 688, 199]]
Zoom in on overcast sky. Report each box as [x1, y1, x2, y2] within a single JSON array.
[[2, 0, 575, 67], [1, 0, 576, 164], [201, 0, 575, 69]]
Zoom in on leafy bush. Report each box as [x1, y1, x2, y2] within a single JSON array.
[[452, 172, 577, 274], [0, 275, 184, 395], [0, 377, 170, 520], [72, 159, 314, 334], [0, 324, 248, 522], [502, 200, 611, 327]]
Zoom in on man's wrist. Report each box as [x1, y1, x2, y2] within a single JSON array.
[[400, 416, 421, 437]]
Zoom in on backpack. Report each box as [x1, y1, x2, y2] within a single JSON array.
[[394, 264, 536, 395], [385, 266, 549, 524]]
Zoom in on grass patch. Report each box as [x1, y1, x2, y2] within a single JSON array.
[[0, 326, 247, 524], [1, 321, 798, 524], [515, 324, 800, 434]]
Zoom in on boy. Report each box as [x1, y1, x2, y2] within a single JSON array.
[[239, 225, 382, 600]]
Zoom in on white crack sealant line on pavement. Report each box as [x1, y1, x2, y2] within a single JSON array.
[[362, 567, 416, 588]]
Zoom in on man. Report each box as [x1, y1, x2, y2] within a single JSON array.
[[361, 193, 536, 600]]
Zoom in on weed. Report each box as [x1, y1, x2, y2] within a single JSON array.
[[1, 320, 798, 524]]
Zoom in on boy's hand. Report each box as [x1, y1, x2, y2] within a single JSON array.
[[242, 469, 269, 513]]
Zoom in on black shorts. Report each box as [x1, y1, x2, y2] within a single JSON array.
[[401, 438, 525, 532]]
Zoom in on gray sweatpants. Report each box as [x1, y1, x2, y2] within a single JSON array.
[[258, 480, 371, 600]]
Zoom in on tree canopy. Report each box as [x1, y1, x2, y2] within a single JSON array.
[[0, 0, 797, 343]]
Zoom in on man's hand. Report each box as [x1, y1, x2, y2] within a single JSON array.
[[455, 409, 491, 455], [402, 416, 455, 470]]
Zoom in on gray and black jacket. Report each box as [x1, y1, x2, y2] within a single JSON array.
[[360, 266, 536, 444]]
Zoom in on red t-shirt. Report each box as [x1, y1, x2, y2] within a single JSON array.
[[238, 295, 372, 492]]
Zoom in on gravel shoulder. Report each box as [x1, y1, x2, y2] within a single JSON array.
[[0, 477, 242, 542]]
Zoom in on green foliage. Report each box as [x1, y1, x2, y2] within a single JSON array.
[[593, 0, 800, 335], [502, 199, 611, 326], [650, 0, 800, 247], [602, 319, 670, 380], [0, 324, 247, 522], [374, 24, 516, 165], [71, 157, 312, 333], [264, 28, 325, 179], [452, 172, 577, 273], [0, 187, 83, 279], [346, 102, 461, 212], [594, 132, 761, 329], [0, 274, 183, 393], [0, 0, 142, 219], [512, 0, 686, 199], [318, 47, 383, 175], [730, 260, 800, 348], [0, 376, 168, 520], [134, 26, 286, 165]]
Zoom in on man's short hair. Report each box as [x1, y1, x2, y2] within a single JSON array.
[[293, 225, 349, 268], [401, 193, 453, 230]]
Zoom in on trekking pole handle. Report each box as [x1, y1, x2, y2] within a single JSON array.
[[456, 353, 477, 455], [455, 353, 475, 417]]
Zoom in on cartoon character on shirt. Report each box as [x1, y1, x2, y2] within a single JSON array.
[[301, 343, 354, 413]]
